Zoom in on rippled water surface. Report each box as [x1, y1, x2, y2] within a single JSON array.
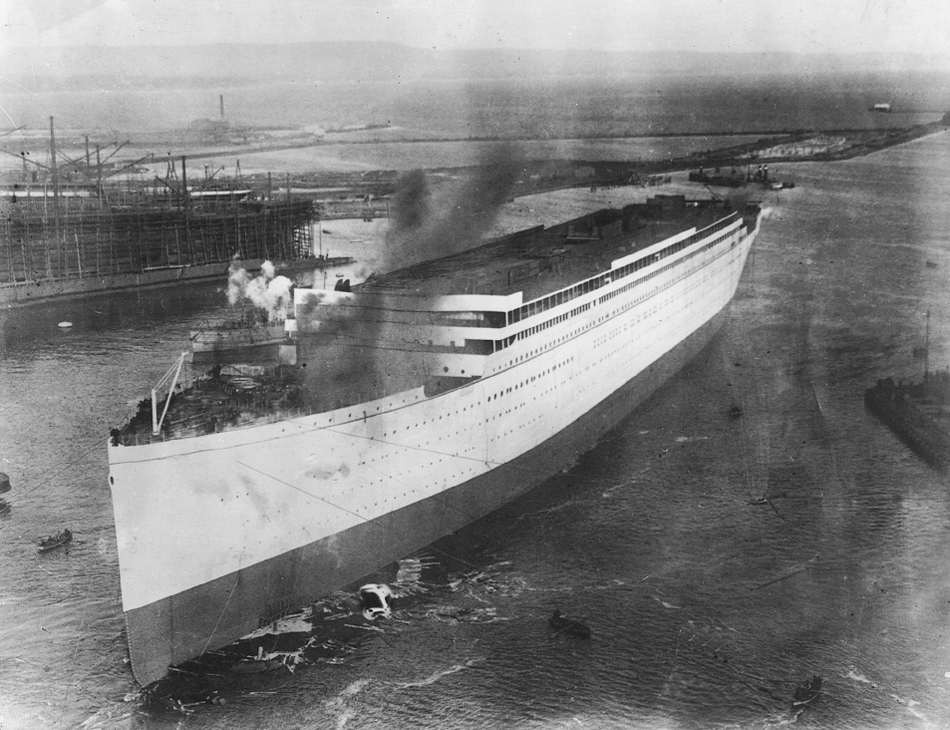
[[1, 132, 950, 729]]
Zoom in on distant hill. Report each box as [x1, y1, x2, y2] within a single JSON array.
[[2, 42, 947, 89]]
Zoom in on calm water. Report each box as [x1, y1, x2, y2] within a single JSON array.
[[1, 132, 950, 729]]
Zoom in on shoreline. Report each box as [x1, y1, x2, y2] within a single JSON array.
[[2, 119, 946, 308]]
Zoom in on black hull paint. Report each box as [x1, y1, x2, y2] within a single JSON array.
[[126, 308, 730, 685]]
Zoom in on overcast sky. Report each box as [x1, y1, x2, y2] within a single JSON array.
[[2, 0, 949, 57]]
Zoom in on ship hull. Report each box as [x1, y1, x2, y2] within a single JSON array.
[[123, 305, 730, 685]]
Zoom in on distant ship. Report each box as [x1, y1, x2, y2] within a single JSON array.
[[865, 371, 950, 470], [108, 194, 763, 684]]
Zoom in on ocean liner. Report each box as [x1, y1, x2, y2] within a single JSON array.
[[108, 194, 762, 684]]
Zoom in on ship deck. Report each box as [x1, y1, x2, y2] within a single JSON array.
[[358, 199, 734, 303], [114, 365, 304, 446]]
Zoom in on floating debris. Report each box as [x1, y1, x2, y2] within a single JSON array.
[[245, 614, 313, 639], [231, 645, 305, 674], [391, 554, 440, 597], [395, 658, 485, 689], [746, 492, 786, 518], [230, 657, 285, 674], [446, 563, 527, 597], [57, 321, 73, 328], [426, 605, 502, 624]]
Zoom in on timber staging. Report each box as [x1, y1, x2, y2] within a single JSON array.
[[0, 183, 315, 307]]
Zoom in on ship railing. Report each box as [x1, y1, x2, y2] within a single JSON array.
[[119, 406, 312, 446]]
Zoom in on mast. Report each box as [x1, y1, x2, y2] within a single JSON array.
[[924, 310, 931, 383], [49, 117, 59, 202], [96, 146, 102, 200], [180, 155, 193, 263], [49, 116, 61, 275]]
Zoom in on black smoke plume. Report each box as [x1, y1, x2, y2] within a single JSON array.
[[374, 142, 521, 275], [298, 143, 522, 411]]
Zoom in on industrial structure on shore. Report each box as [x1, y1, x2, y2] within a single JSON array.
[[0, 119, 315, 306]]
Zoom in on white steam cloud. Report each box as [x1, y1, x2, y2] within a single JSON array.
[[227, 259, 293, 322]]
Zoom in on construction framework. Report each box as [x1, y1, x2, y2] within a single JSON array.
[[0, 189, 313, 285]]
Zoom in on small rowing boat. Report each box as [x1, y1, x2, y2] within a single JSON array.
[[792, 674, 822, 710], [549, 610, 591, 639], [38, 529, 72, 553]]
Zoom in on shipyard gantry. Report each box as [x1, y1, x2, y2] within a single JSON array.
[[0, 120, 315, 303]]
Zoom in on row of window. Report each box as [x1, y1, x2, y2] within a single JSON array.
[[598, 225, 737, 306], [487, 357, 574, 402], [492, 223, 740, 353], [371, 355, 576, 443], [506, 212, 738, 326], [494, 301, 593, 352]]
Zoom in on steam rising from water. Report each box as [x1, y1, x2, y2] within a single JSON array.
[[227, 259, 293, 322]]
